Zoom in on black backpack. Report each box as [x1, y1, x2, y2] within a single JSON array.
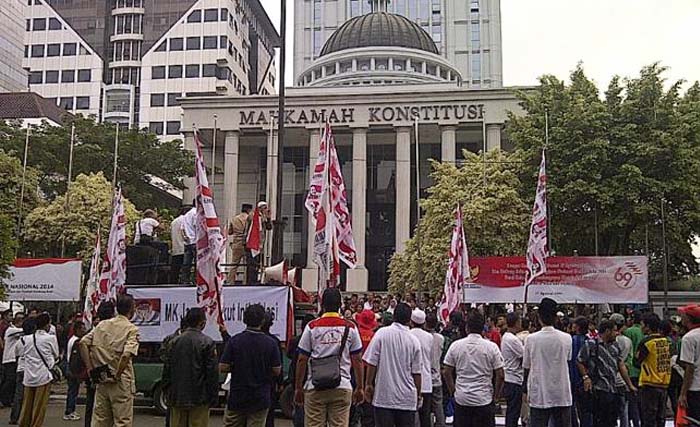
[[68, 338, 88, 381]]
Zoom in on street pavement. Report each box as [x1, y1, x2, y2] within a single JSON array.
[[0, 401, 294, 427]]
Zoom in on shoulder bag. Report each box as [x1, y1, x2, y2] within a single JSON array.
[[309, 324, 350, 390], [33, 333, 63, 383]]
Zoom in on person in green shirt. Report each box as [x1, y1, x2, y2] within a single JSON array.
[[624, 311, 644, 427]]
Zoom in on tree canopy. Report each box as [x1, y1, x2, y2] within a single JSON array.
[[0, 117, 193, 209]]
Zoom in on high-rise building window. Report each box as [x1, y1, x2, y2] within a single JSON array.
[[186, 37, 200, 50], [419, 0, 430, 22], [185, 64, 200, 78], [166, 121, 181, 135], [169, 38, 183, 51], [45, 70, 59, 84], [49, 17, 61, 30], [216, 66, 231, 80], [187, 10, 202, 23], [59, 97, 74, 110], [313, 30, 322, 56], [202, 64, 217, 77], [204, 9, 218, 22], [149, 122, 164, 135], [155, 41, 166, 52], [78, 69, 91, 82], [471, 54, 481, 81], [221, 8, 228, 21], [350, 0, 360, 17], [314, 0, 321, 26], [203, 36, 218, 49], [31, 45, 44, 57], [168, 65, 183, 78], [29, 71, 43, 84], [167, 93, 181, 106], [470, 0, 479, 12], [63, 43, 77, 56], [33, 18, 46, 31], [151, 66, 165, 79], [220, 35, 227, 49], [80, 44, 90, 55], [61, 70, 75, 83], [76, 97, 90, 110], [471, 21, 480, 49], [26, 19, 30, 31], [47, 44, 60, 57], [150, 94, 165, 107]]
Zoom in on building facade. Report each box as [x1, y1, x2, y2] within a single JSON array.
[[21, 0, 278, 139], [294, 0, 502, 88], [0, 0, 29, 92]]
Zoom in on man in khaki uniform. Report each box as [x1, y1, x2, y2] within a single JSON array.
[[80, 295, 140, 427], [227, 204, 252, 283]]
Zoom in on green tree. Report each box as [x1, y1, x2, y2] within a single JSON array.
[[0, 149, 42, 239], [0, 215, 16, 298], [0, 117, 193, 209], [388, 150, 530, 294], [23, 172, 139, 258], [507, 63, 700, 287]]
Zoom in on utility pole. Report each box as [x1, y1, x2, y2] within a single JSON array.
[[271, 0, 287, 264]]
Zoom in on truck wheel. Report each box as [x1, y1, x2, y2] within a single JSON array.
[[153, 383, 168, 416], [279, 384, 294, 419]]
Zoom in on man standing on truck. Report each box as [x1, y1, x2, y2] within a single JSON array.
[[163, 307, 219, 427], [80, 295, 140, 427]]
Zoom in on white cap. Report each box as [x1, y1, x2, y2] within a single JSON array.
[[257, 201, 268, 208], [557, 311, 565, 317], [411, 309, 426, 325]]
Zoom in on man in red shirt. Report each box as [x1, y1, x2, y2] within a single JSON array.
[[356, 309, 378, 352], [486, 316, 502, 348]]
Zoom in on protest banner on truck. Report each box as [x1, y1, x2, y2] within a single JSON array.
[[463, 256, 648, 304], [129, 285, 292, 342]]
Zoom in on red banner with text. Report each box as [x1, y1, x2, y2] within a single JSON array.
[[464, 256, 648, 304]]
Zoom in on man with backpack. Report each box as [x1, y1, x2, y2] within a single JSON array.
[[576, 320, 637, 427], [64, 320, 87, 421]]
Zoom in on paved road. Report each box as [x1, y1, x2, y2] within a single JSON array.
[[0, 401, 293, 427]]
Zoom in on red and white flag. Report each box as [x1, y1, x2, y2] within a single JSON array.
[[525, 149, 549, 285], [305, 124, 357, 294], [246, 207, 262, 257], [194, 131, 226, 325], [439, 204, 471, 324], [98, 187, 127, 300], [84, 230, 101, 328]]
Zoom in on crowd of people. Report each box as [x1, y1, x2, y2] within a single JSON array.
[[1, 290, 700, 427]]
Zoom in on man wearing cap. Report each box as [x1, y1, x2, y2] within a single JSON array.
[[227, 204, 252, 283], [610, 313, 633, 427], [410, 309, 434, 427], [443, 311, 504, 427], [524, 298, 573, 427], [679, 304, 700, 422], [355, 309, 377, 427]]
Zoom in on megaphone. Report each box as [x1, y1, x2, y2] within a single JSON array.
[[263, 260, 287, 284]]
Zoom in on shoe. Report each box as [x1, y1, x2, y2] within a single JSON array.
[[62, 413, 81, 421]]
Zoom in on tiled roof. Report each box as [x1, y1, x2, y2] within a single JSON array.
[[0, 92, 70, 125]]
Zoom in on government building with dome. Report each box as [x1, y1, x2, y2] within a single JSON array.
[[180, 0, 527, 292]]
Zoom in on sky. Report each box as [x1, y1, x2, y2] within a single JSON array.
[[260, 0, 700, 91]]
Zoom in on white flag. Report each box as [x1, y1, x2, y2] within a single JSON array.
[[83, 231, 101, 329], [439, 204, 470, 324], [99, 187, 127, 300], [525, 150, 549, 285]]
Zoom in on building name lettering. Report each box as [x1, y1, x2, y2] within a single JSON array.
[[239, 104, 485, 127]]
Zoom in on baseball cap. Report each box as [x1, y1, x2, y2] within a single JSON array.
[[679, 304, 700, 321], [411, 309, 426, 325], [609, 313, 626, 327], [257, 201, 268, 208]]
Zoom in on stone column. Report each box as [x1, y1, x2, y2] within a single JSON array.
[[441, 125, 457, 164], [347, 128, 368, 292], [395, 126, 411, 253], [265, 130, 279, 218], [487, 124, 502, 151], [302, 129, 321, 291], [223, 131, 240, 229]]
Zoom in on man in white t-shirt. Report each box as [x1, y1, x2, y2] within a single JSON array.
[[501, 312, 524, 427], [523, 298, 572, 427], [1, 312, 24, 407], [410, 309, 434, 427], [169, 207, 188, 283], [443, 311, 504, 427], [134, 209, 161, 244], [679, 304, 700, 422], [426, 312, 446, 427], [179, 204, 197, 283], [294, 288, 364, 427], [63, 320, 86, 421], [363, 303, 422, 427]]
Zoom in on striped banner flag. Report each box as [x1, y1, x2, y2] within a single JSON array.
[[525, 149, 549, 285], [194, 130, 226, 325], [84, 230, 101, 328], [439, 204, 470, 324], [98, 187, 127, 301]]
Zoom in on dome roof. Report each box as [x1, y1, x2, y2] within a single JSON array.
[[319, 12, 439, 57]]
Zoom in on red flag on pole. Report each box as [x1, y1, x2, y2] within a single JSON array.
[[525, 149, 549, 286], [439, 204, 470, 324], [193, 130, 226, 325], [246, 207, 262, 257]]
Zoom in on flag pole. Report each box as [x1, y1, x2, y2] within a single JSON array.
[[545, 109, 552, 254], [61, 123, 76, 257], [112, 123, 119, 188], [17, 125, 31, 243], [415, 116, 423, 289], [211, 114, 217, 186], [271, 0, 287, 265]]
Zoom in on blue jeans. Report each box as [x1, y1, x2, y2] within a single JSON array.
[[504, 382, 523, 427], [65, 376, 80, 415], [179, 244, 196, 283], [628, 378, 641, 427], [10, 371, 24, 423]]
